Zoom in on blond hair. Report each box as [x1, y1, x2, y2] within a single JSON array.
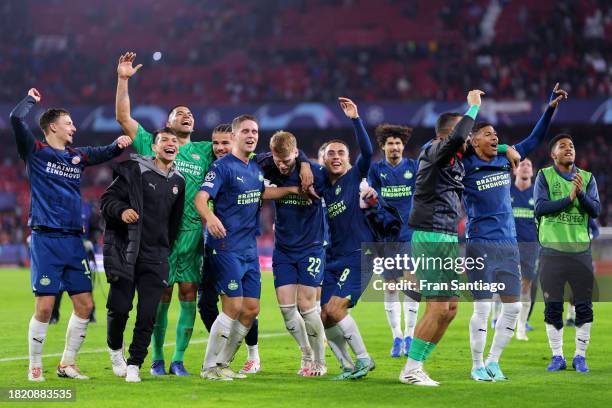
[[270, 130, 297, 156]]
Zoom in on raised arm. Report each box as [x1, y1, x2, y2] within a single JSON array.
[[10, 89, 41, 159], [116, 52, 143, 139], [514, 83, 568, 157], [432, 90, 484, 164], [78, 135, 132, 166], [338, 97, 373, 176]]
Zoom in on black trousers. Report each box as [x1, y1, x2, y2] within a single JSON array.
[[107, 262, 167, 367], [197, 256, 259, 346], [539, 251, 594, 329]]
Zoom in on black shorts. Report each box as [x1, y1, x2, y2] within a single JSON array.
[[539, 251, 594, 304]]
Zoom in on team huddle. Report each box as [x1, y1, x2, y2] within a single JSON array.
[[12, 52, 600, 386]]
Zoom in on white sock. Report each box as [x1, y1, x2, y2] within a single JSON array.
[[247, 344, 260, 361], [546, 324, 564, 357], [517, 293, 530, 335], [470, 301, 491, 369], [575, 322, 591, 357], [279, 304, 311, 349], [337, 314, 369, 359], [383, 291, 403, 339], [301, 307, 325, 364], [486, 302, 520, 364], [217, 319, 250, 366], [403, 357, 423, 372], [325, 325, 353, 369], [61, 313, 89, 366], [28, 316, 49, 369], [203, 312, 233, 369], [403, 294, 419, 338], [491, 295, 502, 321]]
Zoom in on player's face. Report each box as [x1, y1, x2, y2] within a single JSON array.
[[514, 158, 533, 180], [551, 138, 575, 166], [324, 142, 349, 175], [383, 137, 404, 162], [51, 114, 76, 145], [472, 126, 498, 158], [212, 132, 233, 159], [272, 149, 298, 175], [167, 106, 194, 135], [234, 120, 259, 154], [153, 132, 179, 162]]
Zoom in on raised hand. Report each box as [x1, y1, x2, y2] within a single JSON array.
[[121, 209, 139, 224], [467, 89, 485, 107], [549, 82, 568, 108], [338, 97, 359, 119], [115, 135, 133, 149], [117, 52, 143, 80], [28, 88, 41, 103]]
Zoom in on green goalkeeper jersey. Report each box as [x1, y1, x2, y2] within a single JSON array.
[[134, 124, 214, 231]]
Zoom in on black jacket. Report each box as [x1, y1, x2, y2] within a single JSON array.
[[101, 155, 185, 282], [408, 114, 474, 235]]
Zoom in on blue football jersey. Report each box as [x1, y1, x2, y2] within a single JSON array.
[[201, 153, 265, 251], [323, 166, 375, 258], [510, 184, 537, 242], [368, 158, 418, 241]]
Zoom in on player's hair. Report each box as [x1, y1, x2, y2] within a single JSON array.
[[435, 112, 462, 136], [153, 127, 177, 144], [231, 114, 258, 133], [549, 133, 573, 151], [325, 139, 350, 153], [375, 123, 413, 147], [167, 105, 191, 118], [318, 142, 329, 156], [39, 108, 70, 133], [213, 123, 232, 134], [471, 122, 495, 135], [270, 130, 297, 156]]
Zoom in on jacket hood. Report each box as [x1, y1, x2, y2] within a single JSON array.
[[130, 154, 182, 179]]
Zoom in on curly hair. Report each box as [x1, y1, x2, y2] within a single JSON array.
[[375, 123, 413, 148]]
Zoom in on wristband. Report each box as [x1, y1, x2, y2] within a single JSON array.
[[465, 105, 479, 120], [497, 144, 508, 154]]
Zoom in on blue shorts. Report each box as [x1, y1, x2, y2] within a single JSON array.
[[207, 246, 261, 299], [381, 242, 412, 281], [518, 242, 539, 281], [30, 230, 92, 296], [272, 247, 325, 289], [466, 240, 521, 300], [321, 251, 372, 307]]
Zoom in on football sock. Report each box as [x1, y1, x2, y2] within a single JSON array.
[[383, 291, 403, 339], [546, 324, 564, 357], [61, 313, 89, 366], [151, 302, 170, 362], [337, 314, 369, 359], [575, 322, 591, 357], [280, 304, 311, 349], [517, 292, 530, 335], [203, 312, 233, 369], [404, 337, 436, 372], [469, 301, 491, 369], [403, 294, 419, 338], [486, 302, 520, 364], [301, 307, 325, 364], [28, 315, 49, 369], [217, 319, 250, 366], [247, 344, 260, 361], [172, 301, 196, 363], [325, 324, 353, 369]]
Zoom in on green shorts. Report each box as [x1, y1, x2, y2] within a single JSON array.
[[411, 230, 460, 298], [168, 228, 204, 285]]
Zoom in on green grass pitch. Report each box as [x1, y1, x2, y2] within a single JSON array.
[[0, 268, 611, 407]]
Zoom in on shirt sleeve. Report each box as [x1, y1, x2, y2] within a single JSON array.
[[200, 163, 226, 199], [513, 106, 554, 158], [77, 142, 123, 166], [352, 117, 373, 177], [367, 164, 381, 193], [431, 114, 475, 164], [534, 171, 572, 217], [132, 124, 154, 156], [9, 96, 37, 160], [576, 176, 600, 219]]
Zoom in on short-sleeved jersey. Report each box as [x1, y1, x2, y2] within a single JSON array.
[[462, 154, 516, 241], [134, 124, 214, 231], [510, 184, 537, 242], [200, 153, 265, 251], [258, 155, 327, 254], [368, 158, 418, 242], [323, 166, 375, 259]]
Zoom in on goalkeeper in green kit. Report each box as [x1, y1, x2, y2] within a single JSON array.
[[115, 52, 215, 376]]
